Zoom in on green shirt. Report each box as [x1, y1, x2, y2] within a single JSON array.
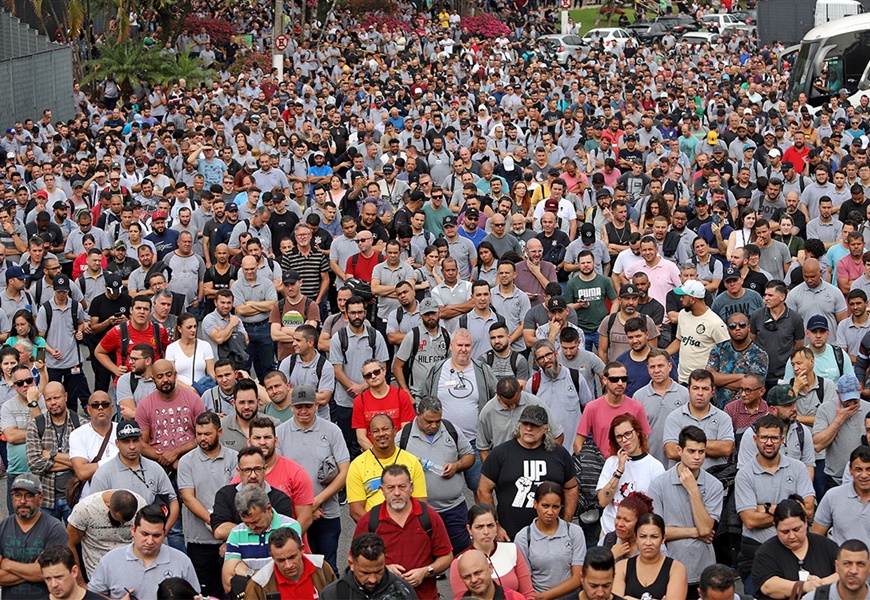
[[565, 274, 617, 332]]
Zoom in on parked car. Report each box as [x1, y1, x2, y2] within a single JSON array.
[[626, 21, 672, 42], [730, 8, 757, 25], [654, 13, 701, 31], [538, 34, 587, 65], [582, 28, 633, 54], [680, 31, 722, 45], [699, 13, 742, 33]]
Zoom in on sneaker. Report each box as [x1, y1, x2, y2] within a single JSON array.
[[338, 487, 347, 505]]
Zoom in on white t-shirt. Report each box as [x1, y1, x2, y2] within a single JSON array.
[[68, 423, 119, 498], [165, 338, 214, 385], [596, 453, 665, 535]]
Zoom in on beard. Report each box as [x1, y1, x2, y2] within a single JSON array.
[[544, 365, 559, 379]]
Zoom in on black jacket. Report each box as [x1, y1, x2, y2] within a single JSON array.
[[320, 568, 418, 600]]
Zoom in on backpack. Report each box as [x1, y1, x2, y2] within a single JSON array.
[[458, 309, 504, 330], [42, 300, 80, 333], [286, 353, 327, 383], [483, 349, 519, 375], [791, 375, 827, 411], [398, 420, 459, 450], [834, 345, 845, 377], [811, 584, 832, 600], [531, 367, 581, 397], [368, 501, 432, 535], [402, 326, 451, 387], [35, 412, 81, 439], [344, 277, 374, 302], [573, 436, 606, 516], [120, 321, 164, 362], [338, 325, 377, 361]]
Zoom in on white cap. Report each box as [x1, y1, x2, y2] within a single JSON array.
[[503, 156, 515, 171], [768, 149, 781, 158], [674, 280, 706, 299]]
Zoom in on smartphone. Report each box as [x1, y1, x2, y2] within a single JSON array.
[[712, 214, 720, 225], [114, 312, 123, 318], [35, 347, 45, 363]]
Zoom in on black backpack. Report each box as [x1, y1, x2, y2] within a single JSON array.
[[398, 420, 458, 451], [286, 353, 328, 383], [35, 412, 81, 438], [482, 349, 519, 375], [368, 500, 432, 535], [458, 309, 504, 331], [119, 321, 165, 361], [338, 325, 377, 360], [42, 300, 80, 334], [401, 326, 450, 387]]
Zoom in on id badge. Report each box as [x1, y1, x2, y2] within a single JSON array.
[[71, 365, 81, 375], [798, 569, 809, 581]]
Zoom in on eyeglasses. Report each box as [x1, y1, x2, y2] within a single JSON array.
[[728, 321, 748, 330], [362, 368, 382, 380], [13, 377, 34, 387], [607, 376, 629, 383], [89, 401, 112, 409], [534, 351, 555, 362], [756, 435, 782, 442], [739, 386, 763, 394], [614, 430, 636, 442], [431, 195, 444, 200], [492, 223, 505, 227], [239, 466, 265, 474]]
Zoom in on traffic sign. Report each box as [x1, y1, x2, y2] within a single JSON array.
[[275, 34, 289, 51], [560, 0, 571, 10]]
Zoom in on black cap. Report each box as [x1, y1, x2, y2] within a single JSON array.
[[546, 296, 567, 311], [283, 269, 301, 284], [116, 419, 142, 439], [619, 284, 641, 297], [723, 267, 741, 282], [519, 405, 548, 426], [443, 215, 458, 227], [581, 223, 596, 242], [53, 273, 71, 292], [105, 273, 123, 292]]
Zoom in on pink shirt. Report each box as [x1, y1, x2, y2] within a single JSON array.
[[135, 389, 206, 451], [624, 257, 682, 308], [838, 254, 865, 284], [576, 396, 652, 458], [231, 455, 315, 509]]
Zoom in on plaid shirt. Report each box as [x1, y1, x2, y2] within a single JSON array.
[[25, 412, 79, 508]]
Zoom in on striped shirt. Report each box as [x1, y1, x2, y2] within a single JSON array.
[[280, 248, 329, 299], [224, 511, 301, 570]]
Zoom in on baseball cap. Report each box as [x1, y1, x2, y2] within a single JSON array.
[[595, 188, 611, 199], [547, 296, 568, 311], [113, 239, 127, 250], [53, 273, 71, 291], [581, 223, 596, 243], [52, 201, 67, 211], [743, 143, 756, 151], [807, 315, 829, 331], [673, 280, 706, 299], [619, 284, 641, 297], [768, 149, 781, 158], [723, 267, 741, 282], [116, 419, 142, 440], [519, 405, 548, 426], [291, 385, 318, 406], [105, 273, 123, 293], [313, 151, 325, 158], [419, 297, 440, 315], [544, 198, 559, 213], [11, 474, 42, 494], [283, 269, 301, 284], [766, 385, 798, 406], [5, 265, 25, 282], [465, 207, 480, 218], [71, 178, 84, 188], [382, 164, 395, 174], [838, 373, 862, 401], [443, 215, 458, 227], [151, 211, 167, 221], [226, 203, 239, 212], [782, 161, 795, 170], [707, 131, 718, 144]]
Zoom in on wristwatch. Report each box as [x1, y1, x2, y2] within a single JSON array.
[[245, 567, 255, 578], [427, 565, 435, 578], [27, 401, 38, 408], [764, 502, 772, 514], [49, 449, 57, 459]]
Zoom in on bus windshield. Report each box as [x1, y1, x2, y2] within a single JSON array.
[[789, 41, 820, 101]]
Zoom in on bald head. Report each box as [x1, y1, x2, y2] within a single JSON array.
[[44, 381, 65, 397], [457, 549, 494, 596]]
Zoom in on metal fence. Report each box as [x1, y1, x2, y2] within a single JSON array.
[[0, 9, 74, 126]]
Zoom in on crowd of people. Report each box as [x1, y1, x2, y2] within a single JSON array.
[[7, 0, 870, 598]]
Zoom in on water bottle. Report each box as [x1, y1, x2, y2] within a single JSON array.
[[420, 459, 445, 475]]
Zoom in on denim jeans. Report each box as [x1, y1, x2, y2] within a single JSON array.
[[167, 514, 186, 552], [42, 497, 71, 523], [307, 516, 342, 574], [584, 331, 600, 353], [243, 321, 276, 381], [463, 439, 481, 493]]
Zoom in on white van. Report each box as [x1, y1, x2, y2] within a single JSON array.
[[815, 0, 864, 27]]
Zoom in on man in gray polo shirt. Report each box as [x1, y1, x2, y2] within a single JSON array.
[[398, 396, 475, 555], [635, 348, 690, 466], [177, 411, 238, 598], [477, 377, 564, 463], [648, 425, 725, 593], [812, 445, 870, 549], [813, 373, 870, 488], [663, 369, 735, 469], [490, 260, 532, 354], [393, 297, 450, 402], [734, 415, 815, 596], [443, 215, 476, 279], [371, 239, 414, 326], [233, 255, 278, 380], [329, 295, 388, 459], [88, 419, 179, 532]]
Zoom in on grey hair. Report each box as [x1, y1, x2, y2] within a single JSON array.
[[452, 328, 472, 342], [416, 396, 442, 415], [361, 358, 381, 373], [680, 262, 697, 273], [235, 484, 270, 517], [152, 289, 173, 304], [254, 206, 271, 218], [14, 339, 33, 354], [530, 339, 555, 359], [510, 423, 556, 452]]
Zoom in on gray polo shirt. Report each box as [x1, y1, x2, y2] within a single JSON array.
[[663, 404, 735, 469], [89, 455, 176, 504], [371, 261, 415, 316], [634, 381, 690, 466], [477, 392, 565, 451], [231, 275, 278, 324], [88, 543, 199, 600], [814, 399, 870, 480], [491, 285, 532, 353], [166, 252, 206, 306], [447, 236, 476, 279], [814, 480, 870, 548], [0, 289, 33, 322], [77, 272, 107, 307], [806, 217, 843, 244], [786, 281, 848, 337], [229, 220, 273, 254], [734, 455, 814, 542], [737, 420, 815, 469], [177, 445, 238, 544], [219, 413, 280, 451], [277, 352, 335, 421], [275, 417, 350, 520], [523, 366, 592, 452], [386, 305, 422, 337], [395, 326, 449, 400], [836, 316, 870, 357], [515, 519, 586, 599], [328, 326, 389, 408], [115, 373, 157, 407], [398, 420, 474, 511], [431, 280, 472, 308], [202, 310, 246, 359], [330, 235, 359, 290], [758, 240, 792, 278], [65, 226, 110, 255], [35, 299, 87, 370], [648, 466, 725, 583], [462, 309, 501, 359]]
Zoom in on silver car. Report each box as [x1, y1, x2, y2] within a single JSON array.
[[539, 34, 587, 65]]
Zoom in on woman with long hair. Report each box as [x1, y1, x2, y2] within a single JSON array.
[[326, 174, 348, 207], [639, 194, 671, 234], [475, 241, 499, 287], [727, 207, 758, 260], [414, 244, 443, 295], [511, 180, 533, 219], [515, 482, 585, 600], [449, 504, 535, 599], [613, 512, 688, 600], [164, 312, 215, 389], [6, 310, 46, 359], [596, 414, 665, 537]]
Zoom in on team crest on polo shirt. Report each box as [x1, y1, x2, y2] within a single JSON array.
[[786, 475, 794, 485], [163, 569, 173, 578], [696, 324, 706, 335]]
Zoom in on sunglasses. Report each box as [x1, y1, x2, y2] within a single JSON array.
[[89, 401, 112, 409], [13, 377, 34, 387], [362, 368, 382, 380], [607, 376, 629, 383], [728, 321, 748, 329]]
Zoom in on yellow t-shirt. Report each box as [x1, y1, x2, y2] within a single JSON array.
[[346, 447, 428, 510]]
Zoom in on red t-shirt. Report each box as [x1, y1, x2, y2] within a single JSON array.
[[576, 396, 652, 458], [231, 455, 315, 510], [345, 252, 381, 283], [782, 144, 811, 175], [351, 386, 415, 437], [353, 499, 453, 600], [98, 321, 171, 369], [273, 556, 318, 598]]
